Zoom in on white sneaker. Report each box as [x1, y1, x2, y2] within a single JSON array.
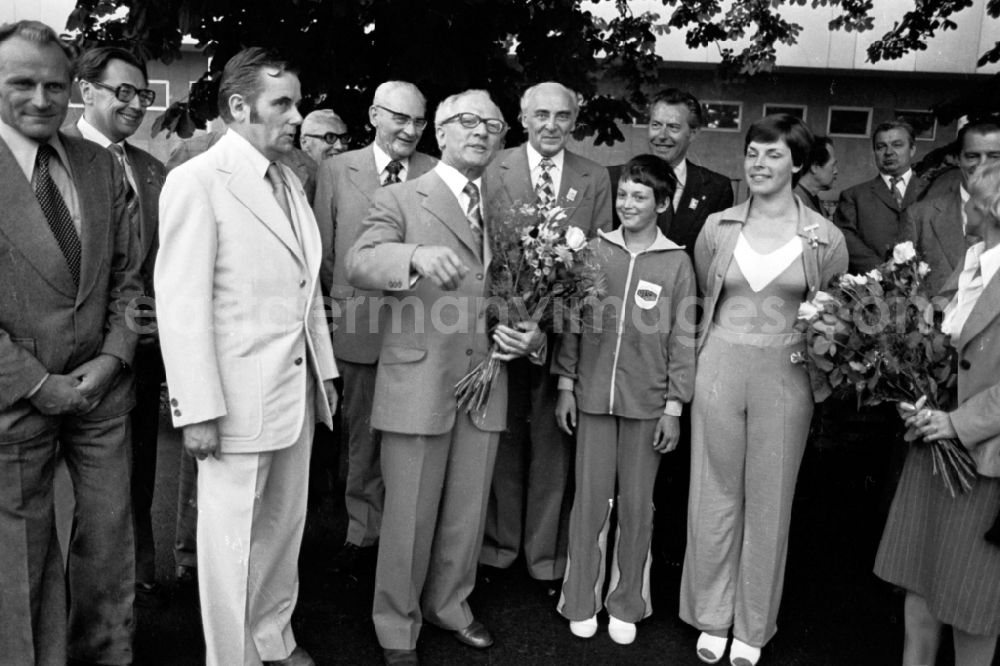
[[607, 616, 636, 645], [696, 632, 728, 664], [569, 615, 597, 638], [729, 638, 761, 666]]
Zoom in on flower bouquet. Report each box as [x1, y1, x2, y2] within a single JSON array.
[[793, 241, 976, 496], [454, 202, 606, 413]]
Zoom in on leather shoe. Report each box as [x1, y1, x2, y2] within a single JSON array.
[[263, 645, 315, 666], [383, 648, 419, 665], [453, 620, 494, 649]]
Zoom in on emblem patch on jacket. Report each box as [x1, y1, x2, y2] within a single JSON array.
[[634, 279, 661, 309]]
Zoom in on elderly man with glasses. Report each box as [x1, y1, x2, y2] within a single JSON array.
[[300, 108, 349, 163], [347, 89, 544, 666], [313, 81, 437, 574]]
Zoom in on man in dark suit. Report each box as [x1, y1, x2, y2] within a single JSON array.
[[480, 81, 611, 589], [314, 81, 437, 570], [66, 45, 167, 598], [609, 88, 734, 255], [834, 120, 927, 273], [0, 21, 142, 665], [348, 89, 543, 665], [794, 135, 837, 216], [905, 120, 1000, 295]]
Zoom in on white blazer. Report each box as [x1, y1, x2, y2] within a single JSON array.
[[155, 130, 337, 454]]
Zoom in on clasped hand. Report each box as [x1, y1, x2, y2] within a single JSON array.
[[29, 354, 121, 415], [898, 402, 958, 442], [492, 321, 543, 361]]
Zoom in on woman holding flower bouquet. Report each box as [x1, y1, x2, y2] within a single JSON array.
[[679, 115, 848, 666], [873, 162, 1000, 666]]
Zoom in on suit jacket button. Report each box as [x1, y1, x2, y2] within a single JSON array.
[[466, 349, 473, 356], [170, 398, 178, 406], [476, 273, 483, 280], [173, 409, 181, 416], [294, 357, 303, 366], [299, 279, 306, 288], [960, 359, 971, 370]]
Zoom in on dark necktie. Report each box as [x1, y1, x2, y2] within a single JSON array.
[[462, 181, 484, 261], [384, 160, 403, 186], [889, 175, 904, 208], [108, 143, 140, 236], [536, 157, 555, 210], [34, 144, 81, 284]]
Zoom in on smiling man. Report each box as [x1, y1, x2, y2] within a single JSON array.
[[65, 45, 168, 601], [155, 47, 338, 666], [481, 80, 610, 591], [834, 120, 928, 273], [300, 108, 348, 163]]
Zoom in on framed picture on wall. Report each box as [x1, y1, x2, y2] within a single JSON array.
[[763, 103, 807, 120], [147, 80, 169, 112], [703, 101, 742, 131], [828, 106, 872, 138], [895, 109, 937, 141]]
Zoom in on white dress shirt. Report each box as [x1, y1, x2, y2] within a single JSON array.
[[77, 116, 138, 192], [943, 241, 1000, 338], [373, 142, 410, 184], [881, 168, 913, 202]]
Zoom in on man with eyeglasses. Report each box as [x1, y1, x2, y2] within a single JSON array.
[[300, 108, 349, 163], [347, 89, 543, 666], [64, 45, 168, 603], [313, 81, 436, 575], [481, 81, 611, 594]]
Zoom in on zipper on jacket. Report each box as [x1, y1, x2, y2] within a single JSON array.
[[608, 250, 638, 413]]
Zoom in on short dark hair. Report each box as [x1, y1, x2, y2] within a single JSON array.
[[958, 117, 1000, 152], [805, 136, 834, 172], [745, 114, 815, 186], [649, 88, 703, 129], [872, 120, 915, 148], [619, 154, 677, 205], [217, 47, 296, 123], [75, 46, 147, 84], [0, 20, 73, 60]]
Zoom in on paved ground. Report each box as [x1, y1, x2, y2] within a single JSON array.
[[133, 413, 998, 665]]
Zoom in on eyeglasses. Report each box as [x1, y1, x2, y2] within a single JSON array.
[[89, 81, 157, 108], [303, 132, 350, 146], [373, 104, 428, 131], [440, 113, 506, 135]]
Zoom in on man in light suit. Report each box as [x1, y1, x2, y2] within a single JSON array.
[[314, 81, 436, 570], [609, 88, 734, 257], [834, 120, 928, 273], [155, 48, 338, 666], [65, 45, 167, 597], [905, 120, 1000, 295], [348, 89, 543, 666], [300, 109, 349, 163], [0, 21, 142, 666], [480, 81, 611, 588]]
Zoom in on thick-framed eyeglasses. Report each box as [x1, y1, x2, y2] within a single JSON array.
[[89, 80, 157, 108], [440, 113, 506, 135], [303, 132, 350, 146], [373, 104, 428, 131]]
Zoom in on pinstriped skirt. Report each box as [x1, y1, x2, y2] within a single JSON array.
[[874, 444, 1000, 636]]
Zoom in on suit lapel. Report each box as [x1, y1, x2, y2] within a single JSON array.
[[224, 153, 304, 265], [930, 193, 967, 273], [901, 175, 924, 208], [0, 136, 77, 296], [349, 147, 380, 201], [125, 144, 159, 263], [500, 147, 533, 207], [868, 176, 899, 212], [63, 135, 103, 301], [421, 173, 481, 261], [673, 163, 704, 236], [558, 152, 592, 223], [409, 152, 437, 180], [958, 269, 1000, 351]]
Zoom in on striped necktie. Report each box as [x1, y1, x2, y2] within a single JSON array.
[[384, 160, 403, 186], [889, 175, 904, 208], [462, 181, 484, 261], [536, 157, 555, 210], [34, 144, 81, 284], [108, 143, 140, 234]]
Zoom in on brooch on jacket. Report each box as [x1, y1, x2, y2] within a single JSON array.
[[803, 224, 820, 249]]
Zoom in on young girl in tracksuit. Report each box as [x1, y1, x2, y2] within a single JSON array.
[[553, 154, 696, 645]]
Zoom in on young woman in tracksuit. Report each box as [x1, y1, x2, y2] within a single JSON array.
[[553, 154, 696, 645]]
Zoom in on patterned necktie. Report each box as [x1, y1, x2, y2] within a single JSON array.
[[108, 143, 140, 234], [34, 144, 81, 284], [384, 160, 403, 186], [536, 157, 555, 210], [266, 163, 293, 226], [462, 181, 484, 261], [889, 175, 904, 208]]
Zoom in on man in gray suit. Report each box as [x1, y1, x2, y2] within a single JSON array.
[[905, 120, 1000, 294], [481, 81, 611, 588], [0, 21, 142, 665], [314, 81, 437, 570], [348, 89, 542, 666], [66, 45, 167, 597]]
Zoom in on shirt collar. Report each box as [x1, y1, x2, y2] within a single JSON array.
[[77, 116, 126, 151], [372, 142, 409, 176], [881, 168, 913, 190], [526, 142, 564, 173], [965, 241, 1000, 288], [598, 226, 682, 253], [434, 161, 482, 203], [225, 127, 272, 180], [0, 118, 71, 182], [672, 158, 688, 188]]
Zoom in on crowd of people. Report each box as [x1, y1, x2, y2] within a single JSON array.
[[0, 16, 998, 666]]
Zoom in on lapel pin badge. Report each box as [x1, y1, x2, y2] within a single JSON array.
[[689, 197, 700, 210], [567, 188, 578, 202]]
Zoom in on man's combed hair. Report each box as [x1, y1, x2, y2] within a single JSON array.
[[0, 20, 73, 59], [217, 47, 296, 123], [619, 154, 677, 206], [649, 88, 704, 130], [804, 136, 834, 173], [872, 120, 916, 148], [75, 46, 148, 85]]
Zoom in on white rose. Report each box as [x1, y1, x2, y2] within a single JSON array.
[[797, 301, 820, 321], [918, 261, 931, 277], [564, 226, 587, 251], [839, 274, 867, 288], [865, 269, 883, 282], [812, 290, 837, 307], [892, 241, 917, 265]]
